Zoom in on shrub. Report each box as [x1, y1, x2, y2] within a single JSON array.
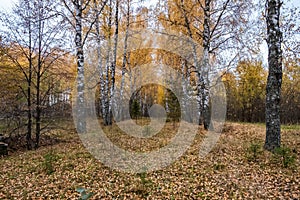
[[246, 142, 263, 162], [273, 146, 296, 168], [43, 151, 59, 175]]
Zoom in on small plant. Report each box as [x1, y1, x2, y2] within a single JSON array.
[[133, 171, 153, 197], [273, 146, 296, 168], [43, 151, 59, 175], [139, 171, 152, 186], [213, 163, 225, 171], [76, 188, 93, 200], [246, 142, 263, 162]]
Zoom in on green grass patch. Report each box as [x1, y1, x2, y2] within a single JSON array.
[[281, 124, 300, 130]]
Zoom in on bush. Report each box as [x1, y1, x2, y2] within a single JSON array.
[[246, 142, 263, 162], [273, 146, 296, 168], [43, 151, 59, 175]]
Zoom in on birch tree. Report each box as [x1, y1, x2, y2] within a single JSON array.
[[264, 0, 283, 151], [118, 0, 132, 121], [158, 0, 249, 129], [61, 0, 107, 132], [103, 0, 119, 125]]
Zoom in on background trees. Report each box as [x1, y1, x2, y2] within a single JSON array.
[[0, 0, 74, 149], [0, 0, 299, 151], [223, 60, 266, 123]]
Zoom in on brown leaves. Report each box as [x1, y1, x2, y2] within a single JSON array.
[[0, 122, 299, 199]]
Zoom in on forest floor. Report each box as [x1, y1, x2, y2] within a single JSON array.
[[0, 120, 299, 199]]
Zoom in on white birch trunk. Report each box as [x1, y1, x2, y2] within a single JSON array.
[[103, 0, 113, 125], [75, 0, 86, 133], [181, 1, 202, 125], [94, 0, 105, 119], [201, 0, 212, 130], [108, 0, 119, 125], [119, 0, 131, 121]]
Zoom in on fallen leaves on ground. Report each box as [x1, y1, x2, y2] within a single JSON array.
[[0, 121, 299, 199]]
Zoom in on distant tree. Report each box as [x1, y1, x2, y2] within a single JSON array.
[[131, 99, 141, 122], [235, 60, 266, 122], [165, 90, 181, 127], [281, 60, 300, 124]]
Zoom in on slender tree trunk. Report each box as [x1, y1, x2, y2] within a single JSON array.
[[180, 0, 203, 125], [264, 0, 283, 151], [35, 0, 43, 148], [119, 0, 130, 121], [26, 2, 33, 150], [75, 1, 86, 133], [108, 0, 119, 125], [104, 0, 113, 125], [94, 0, 105, 118], [201, 0, 212, 130], [27, 48, 33, 150]]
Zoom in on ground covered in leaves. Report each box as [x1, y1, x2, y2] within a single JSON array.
[[0, 120, 299, 199]]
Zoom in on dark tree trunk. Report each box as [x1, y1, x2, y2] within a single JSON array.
[[26, 2, 33, 150], [35, 0, 43, 148], [264, 0, 283, 151], [94, 0, 105, 119], [27, 58, 33, 150]]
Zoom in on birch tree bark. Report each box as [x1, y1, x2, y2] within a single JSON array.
[[74, 0, 86, 133], [61, 0, 107, 132], [201, 0, 211, 130], [61, 0, 87, 133], [103, 0, 113, 125], [179, 0, 203, 126], [108, 0, 119, 125], [94, 0, 105, 118], [264, 0, 283, 151], [119, 0, 131, 121]]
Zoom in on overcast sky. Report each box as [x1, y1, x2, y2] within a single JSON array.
[[0, 0, 299, 10]]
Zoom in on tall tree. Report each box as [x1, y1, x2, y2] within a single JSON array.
[[61, 0, 107, 132], [264, 0, 283, 151], [1, 0, 70, 148], [158, 0, 250, 129], [34, 0, 67, 148], [1, 0, 36, 149], [118, 0, 132, 121]]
